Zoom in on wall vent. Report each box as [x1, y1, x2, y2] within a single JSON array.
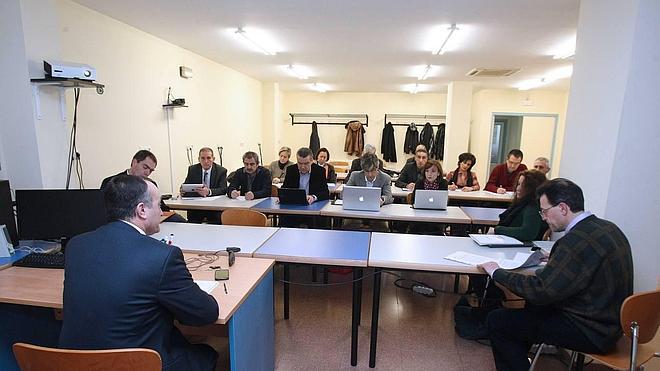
[[466, 68, 521, 77]]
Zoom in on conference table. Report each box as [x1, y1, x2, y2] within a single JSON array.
[[460, 206, 506, 233], [164, 194, 265, 211], [366, 233, 534, 367], [253, 227, 371, 366], [389, 188, 514, 203], [152, 222, 279, 256], [0, 254, 276, 371]]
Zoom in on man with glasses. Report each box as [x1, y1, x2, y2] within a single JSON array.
[[101, 150, 186, 222], [227, 151, 271, 200], [479, 178, 633, 371], [181, 147, 227, 223], [485, 149, 528, 194]]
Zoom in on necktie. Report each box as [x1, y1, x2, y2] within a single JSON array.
[[203, 171, 209, 188]]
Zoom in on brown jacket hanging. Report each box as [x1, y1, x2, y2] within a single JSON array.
[[344, 120, 365, 156]]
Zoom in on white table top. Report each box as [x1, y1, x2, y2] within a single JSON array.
[[254, 228, 370, 267], [320, 203, 471, 224], [368, 233, 534, 274], [151, 223, 279, 256], [390, 188, 513, 203], [164, 195, 265, 211], [460, 207, 506, 225]]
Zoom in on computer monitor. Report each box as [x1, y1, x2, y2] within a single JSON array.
[[16, 189, 107, 245], [0, 180, 19, 246]]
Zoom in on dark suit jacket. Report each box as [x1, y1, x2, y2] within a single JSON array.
[[59, 221, 219, 370], [283, 163, 330, 201], [183, 163, 227, 197], [395, 161, 423, 188], [226, 166, 272, 199], [101, 171, 172, 212]]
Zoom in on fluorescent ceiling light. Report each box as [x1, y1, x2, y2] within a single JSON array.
[[410, 83, 419, 94], [433, 24, 458, 55], [517, 66, 573, 90], [286, 65, 309, 80], [311, 83, 327, 93], [234, 27, 276, 56], [418, 65, 432, 81]]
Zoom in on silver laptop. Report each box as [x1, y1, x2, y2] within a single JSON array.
[[342, 185, 382, 212], [413, 190, 448, 210]]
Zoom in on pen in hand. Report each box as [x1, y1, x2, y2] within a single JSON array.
[[223, 283, 228, 294]]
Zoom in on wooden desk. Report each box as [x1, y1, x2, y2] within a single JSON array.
[[0, 254, 276, 371], [253, 227, 370, 366], [151, 223, 279, 256], [164, 195, 264, 211], [366, 233, 533, 367]]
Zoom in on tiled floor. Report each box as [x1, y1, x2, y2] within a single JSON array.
[[270, 265, 649, 371]]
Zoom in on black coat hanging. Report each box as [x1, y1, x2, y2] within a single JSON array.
[[380, 122, 397, 162], [403, 123, 419, 154]]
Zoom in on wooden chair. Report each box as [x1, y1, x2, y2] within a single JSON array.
[[531, 289, 660, 370], [271, 184, 279, 197], [405, 192, 413, 205], [12, 343, 161, 371], [328, 160, 349, 168], [221, 208, 267, 227]]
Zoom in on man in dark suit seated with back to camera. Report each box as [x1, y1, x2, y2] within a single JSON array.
[[60, 175, 220, 371], [181, 147, 228, 224]]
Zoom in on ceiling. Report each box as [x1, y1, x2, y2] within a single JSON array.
[[73, 0, 579, 93]]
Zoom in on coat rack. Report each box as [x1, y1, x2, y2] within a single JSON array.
[[383, 113, 445, 126], [290, 113, 369, 127]]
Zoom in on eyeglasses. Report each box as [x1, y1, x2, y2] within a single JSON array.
[[539, 204, 559, 216]]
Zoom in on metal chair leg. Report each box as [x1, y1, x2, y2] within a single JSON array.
[[529, 343, 544, 371]]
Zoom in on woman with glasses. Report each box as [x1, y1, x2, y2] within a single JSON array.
[[494, 169, 548, 241]]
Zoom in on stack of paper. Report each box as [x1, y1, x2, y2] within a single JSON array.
[[445, 250, 544, 270], [194, 280, 219, 294]]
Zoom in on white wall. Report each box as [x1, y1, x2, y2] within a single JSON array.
[[279, 92, 447, 170], [0, 0, 43, 187], [562, 0, 659, 291], [13, 0, 263, 193], [470, 89, 568, 181]]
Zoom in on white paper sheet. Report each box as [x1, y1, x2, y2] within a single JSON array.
[[194, 280, 219, 294], [445, 250, 544, 270]]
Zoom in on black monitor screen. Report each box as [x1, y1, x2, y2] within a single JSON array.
[[16, 189, 107, 241], [0, 180, 19, 246]]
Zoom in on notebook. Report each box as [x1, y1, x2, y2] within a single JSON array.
[[413, 190, 448, 210], [342, 185, 381, 212], [278, 188, 308, 205], [469, 234, 529, 247]]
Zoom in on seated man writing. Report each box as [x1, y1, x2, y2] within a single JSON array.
[[227, 151, 272, 200]]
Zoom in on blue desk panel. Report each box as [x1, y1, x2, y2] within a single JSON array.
[[254, 228, 370, 267], [252, 197, 329, 214]]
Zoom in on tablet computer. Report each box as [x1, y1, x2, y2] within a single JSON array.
[[181, 184, 204, 193]]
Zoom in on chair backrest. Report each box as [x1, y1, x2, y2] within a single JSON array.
[[271, 184, 279, 197], [406, 192, 413, 205], [328, 160, 349, 167], [620, 289, 660, 343], [13, 343, 161, 371], [221, 208, 267, 227]]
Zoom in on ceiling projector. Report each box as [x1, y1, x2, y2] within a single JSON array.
[[44, 60, 97, 81]]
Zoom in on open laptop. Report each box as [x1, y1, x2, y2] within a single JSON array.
[[342, 185, 381, 212], [413, 190, 448, 210], [278, 188, 308, 205]]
